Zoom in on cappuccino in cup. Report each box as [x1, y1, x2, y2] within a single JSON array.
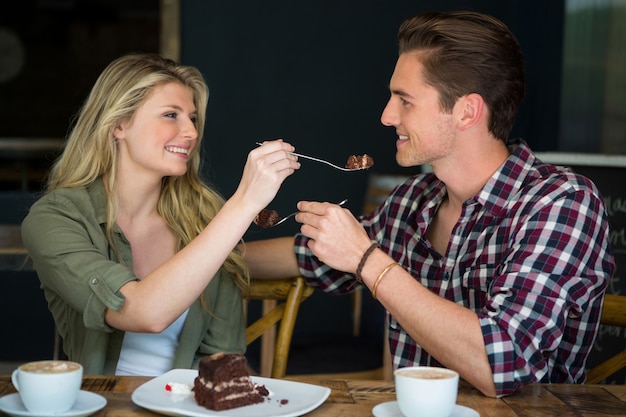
[[12, 360, 83, 413], [18, 361, 81, 374], [395, 366, 459, 417], [397, 368, 457, 380]]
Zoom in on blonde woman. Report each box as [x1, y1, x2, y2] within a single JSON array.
[[21, 53, 299, 375]]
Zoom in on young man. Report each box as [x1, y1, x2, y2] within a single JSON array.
[[245, 11, 614, 397]]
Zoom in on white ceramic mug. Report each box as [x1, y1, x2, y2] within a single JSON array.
[[394, 366, 459, 417], [11, 360, 83, 414]]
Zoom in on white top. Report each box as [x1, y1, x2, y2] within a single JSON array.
[[115, 309, 189, 376]]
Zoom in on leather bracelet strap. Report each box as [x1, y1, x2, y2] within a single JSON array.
[[355, 242, 379, 283], [372, 262, 399, 299]]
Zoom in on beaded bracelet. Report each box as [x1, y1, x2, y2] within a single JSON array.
[[372, 262, 399, 299], [355, 242, 379, 283]]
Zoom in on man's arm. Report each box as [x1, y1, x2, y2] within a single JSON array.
[[241, 237, 300, 279], [360, 248, 497, 397]]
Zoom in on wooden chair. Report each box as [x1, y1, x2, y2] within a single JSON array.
[[245, 277, 314, 379], [586, 293, 626, 384]]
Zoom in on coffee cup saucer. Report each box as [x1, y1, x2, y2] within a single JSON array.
[[372, 401, 479, 417], [0, 391, 106, 417]]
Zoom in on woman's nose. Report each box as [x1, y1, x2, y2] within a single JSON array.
[[182, 119, 198, 138]]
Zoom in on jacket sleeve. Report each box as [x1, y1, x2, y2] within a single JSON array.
[[21, 190, 137, 332]]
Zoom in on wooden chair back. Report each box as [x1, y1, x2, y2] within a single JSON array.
[[587, 293, 626, 384], [245, 277, 314, 379]]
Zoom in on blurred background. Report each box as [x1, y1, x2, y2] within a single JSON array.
[[1, 0, 624, 381]]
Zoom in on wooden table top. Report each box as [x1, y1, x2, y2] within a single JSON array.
[[1, 374, 625, 417]]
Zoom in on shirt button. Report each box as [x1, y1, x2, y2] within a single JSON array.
[[91, 278, 99, 285]]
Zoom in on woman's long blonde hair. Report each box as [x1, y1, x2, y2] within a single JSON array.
[[46, 53, 250, 293]]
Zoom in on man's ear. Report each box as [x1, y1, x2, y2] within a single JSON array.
[[456, 93, 485, 131]]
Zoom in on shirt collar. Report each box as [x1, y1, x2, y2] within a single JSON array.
[[86, 177, 109, 226], [476, 138, 538, 214]]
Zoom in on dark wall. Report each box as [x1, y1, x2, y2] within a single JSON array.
[[182, 1, 565, 241]]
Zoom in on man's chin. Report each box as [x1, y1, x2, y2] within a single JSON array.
[[396, 154, 416, 168]]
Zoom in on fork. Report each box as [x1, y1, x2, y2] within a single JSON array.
[[255, 142, 369, 172], [264, 199, 348, 228]]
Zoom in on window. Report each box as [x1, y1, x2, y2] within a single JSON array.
[[560, 0, 626, 153]]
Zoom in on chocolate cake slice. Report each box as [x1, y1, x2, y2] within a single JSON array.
[[193, 352, 268, 411], [345, 154, 374, 169], [254, 209, 280, 228]]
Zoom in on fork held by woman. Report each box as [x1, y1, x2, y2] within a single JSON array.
[[255, 142, 373, 172]]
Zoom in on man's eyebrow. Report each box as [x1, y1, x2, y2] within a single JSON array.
[[390, 88, 414, 99]]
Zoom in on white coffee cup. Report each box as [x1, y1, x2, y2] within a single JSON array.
[[394, 366, 459, 417], [11, 360, 83, 414]]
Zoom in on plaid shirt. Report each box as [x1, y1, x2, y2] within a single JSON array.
[[295, 139, 614, 396]]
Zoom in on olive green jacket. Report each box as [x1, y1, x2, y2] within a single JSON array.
[[21, 179, 246, 374]]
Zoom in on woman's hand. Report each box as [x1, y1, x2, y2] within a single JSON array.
[[295, 200, 373, 273], [233, 139, 300, 214]]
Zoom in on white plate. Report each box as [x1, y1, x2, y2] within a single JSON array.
[[131, 369, 331, 417], [372, 401, 479, 417], [0, 391, 106, 417]]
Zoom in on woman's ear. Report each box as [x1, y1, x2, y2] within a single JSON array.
[[456, 93, 485, 131], [113, 123, 125, 140]]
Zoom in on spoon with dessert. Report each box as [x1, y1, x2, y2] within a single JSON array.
[[254, 199, 348, 228], [255, 142, 374, 172]]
